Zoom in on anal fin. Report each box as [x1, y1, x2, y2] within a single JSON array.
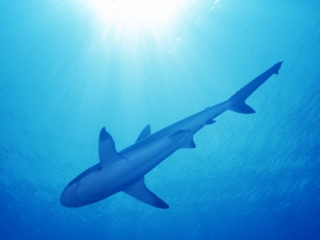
[[205, 119, 216, 125], [123, 178, 169, 209]]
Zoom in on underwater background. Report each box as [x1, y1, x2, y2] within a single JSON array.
[[1, 0, 320, 239]]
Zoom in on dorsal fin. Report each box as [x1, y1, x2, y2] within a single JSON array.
[[98, 127, 127, 169], [135, 124, 151, 142]]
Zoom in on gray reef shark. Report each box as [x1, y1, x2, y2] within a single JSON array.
[[60, 61, 283, 209]]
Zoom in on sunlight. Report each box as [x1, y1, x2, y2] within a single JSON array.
[[86, 0, 186, 31]]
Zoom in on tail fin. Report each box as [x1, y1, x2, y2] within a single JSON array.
[[228, 61, 283, 114]]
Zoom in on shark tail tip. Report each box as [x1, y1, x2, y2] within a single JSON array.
[[273, 61, 283, 75]]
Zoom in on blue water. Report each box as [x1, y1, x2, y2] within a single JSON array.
[[1, 0, 320, 239]]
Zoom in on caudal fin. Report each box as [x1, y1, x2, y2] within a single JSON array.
[[228, 61, 283, 114]]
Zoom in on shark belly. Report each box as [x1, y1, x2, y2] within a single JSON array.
[[72, 130, 193, 205], [120, 130, 196, 186]]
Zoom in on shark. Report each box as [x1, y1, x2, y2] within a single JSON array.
[[60, 61, 283, 209]]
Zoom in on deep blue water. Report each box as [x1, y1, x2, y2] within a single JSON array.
[[1, 0, 320, 239]]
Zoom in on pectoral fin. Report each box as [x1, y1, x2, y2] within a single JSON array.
[[123, 178, 169, 209]]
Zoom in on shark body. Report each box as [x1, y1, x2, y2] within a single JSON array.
[[60, 62, 283, 209]]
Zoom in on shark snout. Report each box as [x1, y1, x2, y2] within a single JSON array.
[[60, 183, 82, 207], [60, 187, 73, 207]]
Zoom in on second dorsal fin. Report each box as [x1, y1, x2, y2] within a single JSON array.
[[135, 124, 151, 142]]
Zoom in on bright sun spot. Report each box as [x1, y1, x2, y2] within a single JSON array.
[[86, 0, 186, 31]]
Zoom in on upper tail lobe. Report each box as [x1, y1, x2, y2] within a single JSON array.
[[228, 61, 283, 114]]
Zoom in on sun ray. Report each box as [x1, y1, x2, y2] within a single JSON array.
[[84, 0, 187, 32]]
